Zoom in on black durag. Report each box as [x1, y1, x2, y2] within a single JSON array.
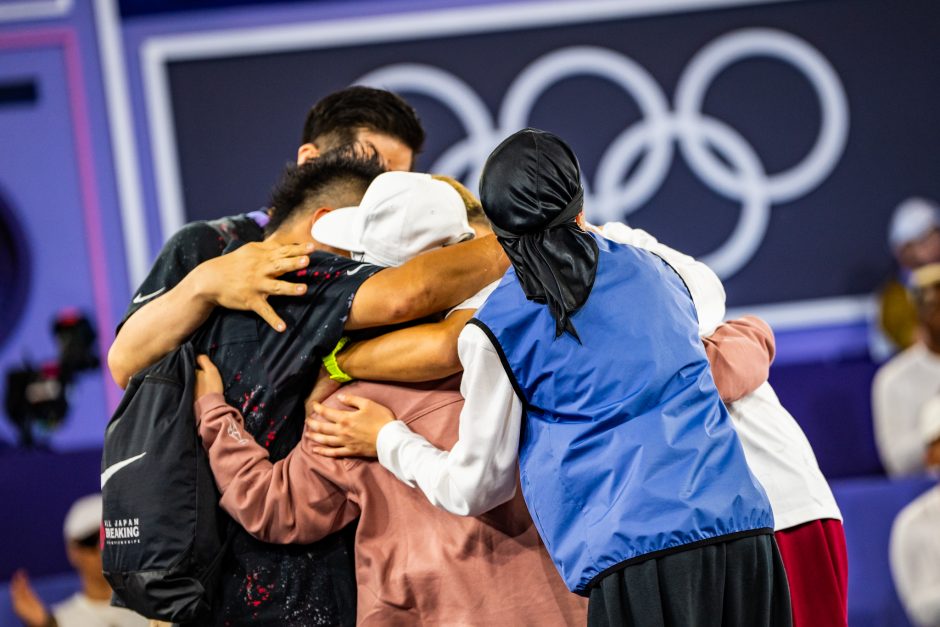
[[480, 128, 599, 340]]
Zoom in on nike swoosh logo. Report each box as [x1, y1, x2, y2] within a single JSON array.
[[346, 265, 367, 276], [132, 287, 166, 304], [100, 452, 147, 488]]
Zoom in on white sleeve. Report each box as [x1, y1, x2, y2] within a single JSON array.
[[872, 367, 924, 477], [375, 323, 523, 516], [597, 221, 726, 336], [447, 280, 499, 317]]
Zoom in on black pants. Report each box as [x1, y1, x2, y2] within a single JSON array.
[[587, 533, 792, 627]]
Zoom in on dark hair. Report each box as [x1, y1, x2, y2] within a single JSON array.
[[300, 86, 425, 158], [266, 147, 385, 236]]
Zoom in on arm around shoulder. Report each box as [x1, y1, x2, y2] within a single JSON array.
[[338, 309, 473, 382], [109, 222, 230, 387], [195, 394, 357, 544], [109, 231, 314, 387], [345, 235, 507, 330], [375, 324, 522, 516], [703, 315, 775, 403]]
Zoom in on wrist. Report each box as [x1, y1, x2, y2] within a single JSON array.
[[194, 392, 227, 422], [323, 337, 354, 383], [189, 259, 222, 307], [375, 419, 405, 468]]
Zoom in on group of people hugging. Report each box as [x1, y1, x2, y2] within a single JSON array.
[[107, 86, 848, 627]]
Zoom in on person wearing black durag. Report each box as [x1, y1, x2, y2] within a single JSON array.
[[308, 128, 792, 626]]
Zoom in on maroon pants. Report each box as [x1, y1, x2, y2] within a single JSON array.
[[775, 519, 848, 627]]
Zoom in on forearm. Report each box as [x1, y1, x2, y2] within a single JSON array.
[[108, 273, 213, 388], [703, 316, 775, 403], [338, 310, 471, 382], [196, 394, 354, 544], [347, 235, 507, 330]]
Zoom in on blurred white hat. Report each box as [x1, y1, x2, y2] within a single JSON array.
[[889, 197, 940, 251], [63, 493, 102, 542], [312, 171, 474, 268]]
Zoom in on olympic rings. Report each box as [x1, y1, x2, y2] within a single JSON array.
[[355, 28, 849, 279]]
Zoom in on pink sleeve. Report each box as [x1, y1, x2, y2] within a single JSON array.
[[702, 316, 776, 403], [194, 393, 359, 544]]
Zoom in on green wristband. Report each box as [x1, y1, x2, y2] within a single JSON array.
[[323, 336, 353, 383]]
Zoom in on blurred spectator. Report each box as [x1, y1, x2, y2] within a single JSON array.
[[873, 263, 940, 476], [9, 494, 146, 627], [877, 198, 940, 355], [890, 398, 940, 627]]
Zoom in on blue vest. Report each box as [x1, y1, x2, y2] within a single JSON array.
[[472, 234, 773, 594]]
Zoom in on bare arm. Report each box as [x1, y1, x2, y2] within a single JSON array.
[[308, 326, 522, 516], [703, 315, 775, 403], [338, 309, 474, 382], [345, 234, 507, 330], [108, 241, 313, 388]]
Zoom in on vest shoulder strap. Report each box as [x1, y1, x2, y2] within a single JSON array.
[[467, 318, 544, 413]]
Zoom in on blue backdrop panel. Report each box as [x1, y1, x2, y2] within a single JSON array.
[[163, 0, 940, 310], [0, 45, 110, 449], [0, 448, 102, 580], [832, 476, 935, 627]]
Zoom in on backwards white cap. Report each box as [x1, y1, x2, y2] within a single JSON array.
[[63, 493, 101, 542], [889, 197, 940, 251], [312, 171, 474, 268]]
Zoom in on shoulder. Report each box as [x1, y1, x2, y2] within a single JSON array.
[[164, 212, 264, 250], [291, 253, 383, 284], [876, 344, 927, 387], [153, 221, 230, 263], [340, 379, 463, 419], [207, 212, 265, 243], [474, 271, 522, 316], [51, 594, 85, 619], [167, 220, 224, 245], [597, 221, 659, 249], [149, 220, 231, 272], [461, 321, 501, 356]]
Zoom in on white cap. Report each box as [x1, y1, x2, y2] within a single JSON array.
[[63, 493, 102, 542], [889, 197, 940, 250], [312, 171, 475, 267]]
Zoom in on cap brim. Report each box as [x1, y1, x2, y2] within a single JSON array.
[[311, 206, 366, 254]]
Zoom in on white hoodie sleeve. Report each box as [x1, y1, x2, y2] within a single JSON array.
[[375, 323, 523, 516]]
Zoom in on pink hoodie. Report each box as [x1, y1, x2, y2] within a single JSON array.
[[196, 377, 588, 626], [195, 316, 774, 625]]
